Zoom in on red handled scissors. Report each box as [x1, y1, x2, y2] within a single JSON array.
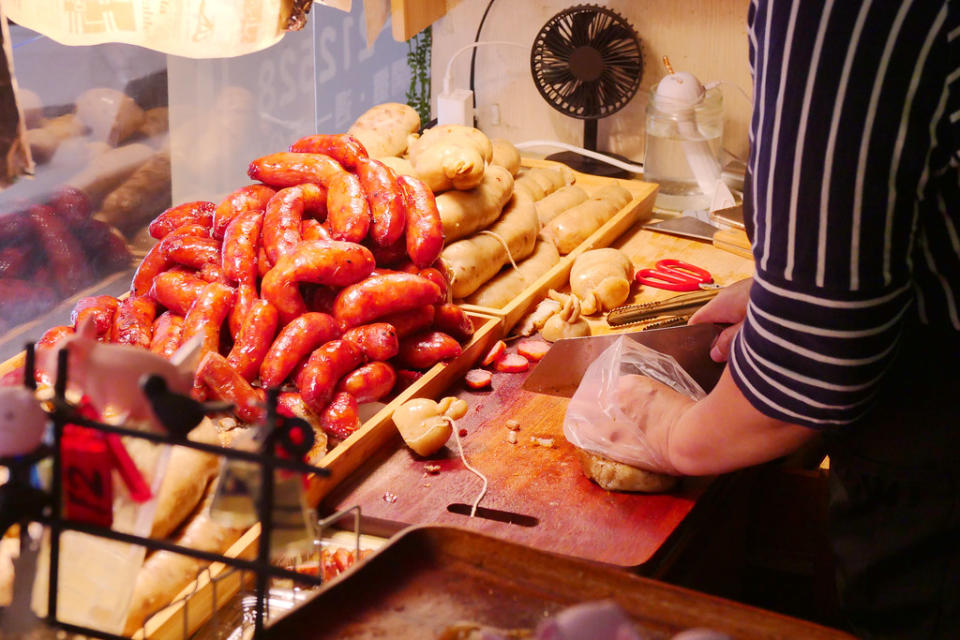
[[634, 259, 718, 291]]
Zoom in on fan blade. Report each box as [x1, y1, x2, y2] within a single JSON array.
[[567, 10, 596, 48]]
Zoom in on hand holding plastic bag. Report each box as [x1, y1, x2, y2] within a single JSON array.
[[562, 336, 706, 473]]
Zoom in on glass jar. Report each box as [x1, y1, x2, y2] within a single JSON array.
[[643, 84, 724, 211]]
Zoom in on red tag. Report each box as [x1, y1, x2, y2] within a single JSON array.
[[61, 426, 113, 527]]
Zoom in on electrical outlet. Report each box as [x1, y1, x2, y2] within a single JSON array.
[[488, 103, 501, 126]]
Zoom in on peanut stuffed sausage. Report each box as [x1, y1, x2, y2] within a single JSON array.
[[131, 223, 209, 296], [398, 174, 443, 268], [148, 201, 215, 240], [355, 157, 406, 247], [261, 240, 376, 323], [150, 312, 184, 358], [226, 299, 279, 382], [180, 282, 236, 356], [436, 164, 514, 243], [326, 171, 371, 243], [342, 322, 399, 361], [299, 339, 365, 414], [332, 272, 443, 328], [248, 151, 345, 189], [319, 391, 361, 440], [336, 361, 396, 404], [148, 270, 209, 316], [289, 133, 369, 172], [535, 185, 589, 227], [112, 296, 157, 348], [221, 209, 262, 286], [70, 295, 119, 338], [395, 330, 462, 370], [197, 351, 265, 424], [212, 184, 275, 239], [260, 311, 341, 389]]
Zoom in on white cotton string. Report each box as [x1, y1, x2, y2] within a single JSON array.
[[479, 230, 519, 272], [443, 416, 488, 517]]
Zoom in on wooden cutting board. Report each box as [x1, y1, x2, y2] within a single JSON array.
[[324, 229, 755, 569]]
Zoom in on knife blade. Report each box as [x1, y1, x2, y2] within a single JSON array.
[[644, 216, 752, 259], [521, 323, 724, 398]]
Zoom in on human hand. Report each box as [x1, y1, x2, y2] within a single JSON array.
[[688, 277, 752, 362], [612, 374, 696, 474]]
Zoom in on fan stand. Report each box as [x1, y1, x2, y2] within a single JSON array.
[[546, 119, 634, 179]]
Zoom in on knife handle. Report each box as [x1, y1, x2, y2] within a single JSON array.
[[606, 289, 720, 326], [712, 228, 753, 259]]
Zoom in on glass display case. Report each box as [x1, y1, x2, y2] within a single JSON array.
[[0, 1, 420, 363]]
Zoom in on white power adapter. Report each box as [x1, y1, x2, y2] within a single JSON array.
[[437, 88, 474, 126]]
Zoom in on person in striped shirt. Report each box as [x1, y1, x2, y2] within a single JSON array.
[[619, 2, 960, 637]]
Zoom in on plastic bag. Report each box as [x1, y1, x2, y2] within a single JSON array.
[[562, 335, 706, 470]]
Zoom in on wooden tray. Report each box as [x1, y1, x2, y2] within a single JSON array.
[[459, 157, 658, 334], [263, 525, 855, 640]]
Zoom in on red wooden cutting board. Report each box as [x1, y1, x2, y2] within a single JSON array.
[[323, 355, 718, 569]]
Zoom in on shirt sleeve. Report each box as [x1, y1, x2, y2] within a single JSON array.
[[733, 1, 956, 428]]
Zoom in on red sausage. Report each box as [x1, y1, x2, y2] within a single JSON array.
[[0, 278, 57, 324], [0, 246, 31, 279], [70, 296, 119, 339], [395, 331, 462, 370], [197, 261, 228, 284], [342, 323, 399, 361], [397, 174, 444, 268], [261, 240, 376, 323], [181, 282, 237, 356], [289, 134, 369, 171], [263, 186, 308, 264], [258, 245, 272, 278], [226, 299, 279, 382], [72, 219, 133, 275], [299, 339, 364, 414], [248, 152, 346, 189], [148, 201, 215, 239], [150, 312, 184, 358], [355, 158, 406, 247], [161, 234, 220, 269], [148, 270, 209, 316], [336, 361, 396, 403], [35, 325, 74, 385], [131, 223, 209, 297], [418, 267, 450, 302], [221, 209, 263, 286], [228, 282, 258, 341], [326, 171, 371, 243], [260, 312, 341, 389], [367, 236, 410, 267], [318, 391, 361, 440], [48, 186, 92, 226], [299, 182, 327, 219], [495, 353, 530, 373], [332, 272, 442, 328], [28, 204, 93, 296], [465, 368, 493, 390], [301, 218, 332, 242], [433, 303, 475, 341], [112, 296, 157, 348], [212, 184, 275, 240], [197, 351, 265, 424], [380, 305, 436, 339]]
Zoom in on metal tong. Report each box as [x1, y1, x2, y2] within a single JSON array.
[[605, 288, 721, 327]]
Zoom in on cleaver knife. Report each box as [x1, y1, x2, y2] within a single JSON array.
[[645, 213, 752, 259], [521, 323, 725, 398]]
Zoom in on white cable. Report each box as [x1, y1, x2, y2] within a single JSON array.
[[443, 40, 527, 95], [443, 416, 488, 517], [514, 140, 645, 173]]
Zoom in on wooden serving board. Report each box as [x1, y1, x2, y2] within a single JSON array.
[[459, 157, 659, 334]]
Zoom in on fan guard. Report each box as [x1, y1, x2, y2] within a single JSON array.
[[530, 4, 643, 176]]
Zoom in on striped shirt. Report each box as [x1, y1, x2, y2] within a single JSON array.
[[733, 0, 960, 428]]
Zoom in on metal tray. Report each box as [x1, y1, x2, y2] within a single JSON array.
[[264, 525, 853, 640]]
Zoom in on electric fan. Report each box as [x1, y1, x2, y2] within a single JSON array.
[[530, 4, 643, 177]]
